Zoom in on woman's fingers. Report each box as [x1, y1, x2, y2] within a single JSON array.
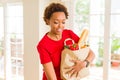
[[64, 59, 84, 77], [64, 66, 73, 74], [76, 71, 79, 77], [64, 66, 79, 77], [70, 69, 78, 77]]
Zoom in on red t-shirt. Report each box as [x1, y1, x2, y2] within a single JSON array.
[[37, 29, 79, 80]]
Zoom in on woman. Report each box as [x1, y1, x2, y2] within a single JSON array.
[[37, 2, 95, 80]]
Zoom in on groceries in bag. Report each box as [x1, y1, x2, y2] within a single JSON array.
[[60, 28, 90, 80]]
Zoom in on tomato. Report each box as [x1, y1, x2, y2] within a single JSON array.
[[64, 38, 79, 50], [69, 43, 79, 50]]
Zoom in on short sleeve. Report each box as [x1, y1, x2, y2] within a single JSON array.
[[69, 30, 80, 43], [37, 44, 51, 64]]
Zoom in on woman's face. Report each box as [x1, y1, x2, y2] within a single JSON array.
[[47, 12, 66, 35]]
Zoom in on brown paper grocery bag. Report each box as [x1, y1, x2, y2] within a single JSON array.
[[60, 47, 90, 80]]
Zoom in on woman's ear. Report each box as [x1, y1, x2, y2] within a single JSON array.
[[46, 19, 50, 25]]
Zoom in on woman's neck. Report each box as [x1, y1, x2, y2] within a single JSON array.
[[47, 32, 62, 41]]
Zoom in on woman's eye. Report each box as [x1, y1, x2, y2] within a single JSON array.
[[54, 22, 58, 24], [62, 22, 65, 24]]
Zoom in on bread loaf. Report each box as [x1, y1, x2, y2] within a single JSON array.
[[78, 28, 89, 48]]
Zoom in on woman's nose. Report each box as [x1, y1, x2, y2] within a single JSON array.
[[59, 23, 63, 28]]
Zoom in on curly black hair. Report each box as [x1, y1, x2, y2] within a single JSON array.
[[43, 3, 69, 25]]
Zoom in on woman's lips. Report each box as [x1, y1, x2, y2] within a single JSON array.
[[57, 28, 62, 32]]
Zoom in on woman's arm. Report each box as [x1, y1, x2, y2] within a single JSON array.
[[43, 62, 57, 80], [85, 49, 95, 64], [65, 48, 95, 77], [85, 49, 95, 67]]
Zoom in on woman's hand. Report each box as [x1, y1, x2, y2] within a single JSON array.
[[65, 60, 87, 77], [64, 49, 95, 78]]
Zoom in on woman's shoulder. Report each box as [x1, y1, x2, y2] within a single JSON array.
[[37, 33, 48, 47], [63, 29, 73, 33], [63, 29, 79, 43], [63, 29, 75, 35]]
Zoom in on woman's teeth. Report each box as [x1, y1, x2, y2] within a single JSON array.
[[58, 29, 62, 32]]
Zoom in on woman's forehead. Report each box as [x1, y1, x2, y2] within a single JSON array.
[[50, 12, 66, 20]]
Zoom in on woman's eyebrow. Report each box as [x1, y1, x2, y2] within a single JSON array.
[[53, 19, 66, 21]]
